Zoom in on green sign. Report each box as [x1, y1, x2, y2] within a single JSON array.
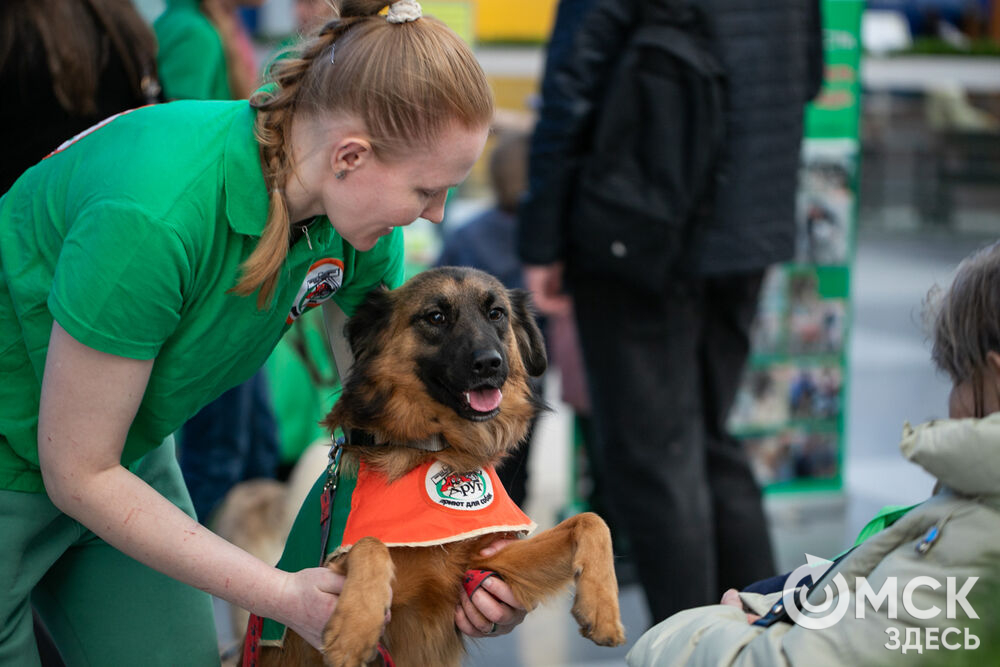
[[422, 1, 474, 44], [733, 0, 863, 494], [806, 0, 865, 140]]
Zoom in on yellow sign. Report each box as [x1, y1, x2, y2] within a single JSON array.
[[422, 0, 557, 44], [476, 0, 557, 42]]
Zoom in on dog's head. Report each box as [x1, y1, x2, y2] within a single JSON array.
[[325, 267, 547, 476]]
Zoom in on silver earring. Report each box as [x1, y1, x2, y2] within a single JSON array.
[[335, 170, 346, 180]]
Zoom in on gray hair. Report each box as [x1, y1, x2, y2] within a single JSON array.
[[926, 240, 1000, 417]]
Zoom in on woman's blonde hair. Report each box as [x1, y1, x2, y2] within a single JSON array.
[[232, 0, 494, 307], [927, 240, 1000, 418]]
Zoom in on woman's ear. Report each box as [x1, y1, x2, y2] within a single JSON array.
[[332, 137, 373, 175]]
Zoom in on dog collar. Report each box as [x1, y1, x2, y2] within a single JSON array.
[[346, 428, 450, 452]]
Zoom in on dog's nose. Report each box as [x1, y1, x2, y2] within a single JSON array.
[[472, 349, 502, 377]]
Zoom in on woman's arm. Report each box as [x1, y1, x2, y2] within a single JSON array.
[[38, 322, 343, 649]]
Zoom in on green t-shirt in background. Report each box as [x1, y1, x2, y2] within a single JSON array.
[[154, 0, 232, 101], [0, 100, 405, 492], [265, 307, 340, 464]]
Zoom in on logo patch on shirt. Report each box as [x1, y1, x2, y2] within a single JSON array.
[[425, 461, 494, 511], [287, 258, 344, 324]]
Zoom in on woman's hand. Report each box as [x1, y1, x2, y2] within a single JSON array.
[[455, 576, 527, 638], [275, 568, 346, 649], [455, 539, 527, 638], [523, 263, 571, 317]]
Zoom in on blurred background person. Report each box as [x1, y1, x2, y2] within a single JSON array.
[[0, 0, 161, 194], [518, 0, 824, 624], [294, 0, 337, 34], [154, 0, 266, 101]]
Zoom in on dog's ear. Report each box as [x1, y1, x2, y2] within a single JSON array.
[[509, 288, 547, 377], [344, 285, 393, 360]]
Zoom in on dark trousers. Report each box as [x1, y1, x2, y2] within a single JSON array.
[[572, 270, 775, 624], [178, 370, 280, 523]]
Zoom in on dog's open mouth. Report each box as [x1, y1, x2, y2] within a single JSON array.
[[425, 375, 507, 423], [463, 385, 503, 418]]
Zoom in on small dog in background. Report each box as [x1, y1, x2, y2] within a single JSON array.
[[251, 267, 625, 666]]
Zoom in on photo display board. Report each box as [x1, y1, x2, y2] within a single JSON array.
[[730, 0, 864, 494]]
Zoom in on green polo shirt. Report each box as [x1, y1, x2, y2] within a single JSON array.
[[0, 100, 404, 493], [155, 0, 232, 101]]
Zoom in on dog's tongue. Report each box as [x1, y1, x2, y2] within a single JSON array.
[[467, 388, 502, 412]]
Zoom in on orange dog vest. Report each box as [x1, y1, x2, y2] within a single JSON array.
[[336, 459, 536, 555]]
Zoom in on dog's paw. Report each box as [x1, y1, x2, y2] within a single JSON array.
[[321, 608, 386, 667], [571, 577, 626, 647], [572, 603, 626, 647], [322, 537, 395, 667]]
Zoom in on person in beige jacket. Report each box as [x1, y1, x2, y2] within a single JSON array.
[[628, 241, 1000, 666]]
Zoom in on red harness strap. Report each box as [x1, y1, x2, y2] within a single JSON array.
[[376, 644, 396, 667], [241, 614, 263, 667], [463, 569, 503, 598]]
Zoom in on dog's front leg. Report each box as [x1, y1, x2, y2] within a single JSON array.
[[472, 512, 626, 646], [322, 537, 394, 667]]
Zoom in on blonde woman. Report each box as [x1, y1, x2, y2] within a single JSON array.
[[0, 2, 522, 663]]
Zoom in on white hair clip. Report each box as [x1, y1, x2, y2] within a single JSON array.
[[386, 0, 421, 24]]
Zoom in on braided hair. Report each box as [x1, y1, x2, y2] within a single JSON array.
[[231, 0, 494, 308]]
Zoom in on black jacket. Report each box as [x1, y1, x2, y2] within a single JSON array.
[[518, 0, 824, 278]]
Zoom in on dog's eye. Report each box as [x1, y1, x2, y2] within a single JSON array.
[[488, 307, 505, 321], [425, 311, 446, 325]]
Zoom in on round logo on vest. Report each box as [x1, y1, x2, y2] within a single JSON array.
[[287, 257, 344, 324], [425, 461, 494, 511]]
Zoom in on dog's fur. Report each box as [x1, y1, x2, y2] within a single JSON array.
[[257, 267, 625, 666]]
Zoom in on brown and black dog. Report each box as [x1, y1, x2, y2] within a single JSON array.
[[259, 266, 624, 666]]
